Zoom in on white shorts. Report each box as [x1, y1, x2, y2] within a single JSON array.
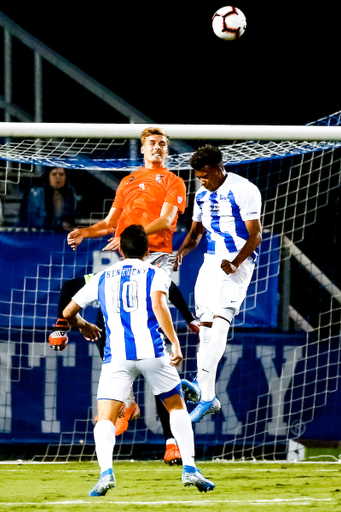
[[97, 355, 181, 402], [195, 253, 255, 321]]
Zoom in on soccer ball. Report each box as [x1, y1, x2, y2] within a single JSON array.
[[212, 6, 247, 41]]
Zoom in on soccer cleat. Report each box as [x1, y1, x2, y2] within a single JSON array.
[[88, 468, 115, 497], [114, 402, 140, 436], [190, 397, 221, 423], [187, 318, 200, 334], [181, 378, 201, 403], [182, 468, 215, 492], [164, 443, 182, 465], [48, 319, 70, 351]]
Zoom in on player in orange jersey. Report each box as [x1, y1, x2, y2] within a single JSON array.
[[67, 127, 185, 259], [63, 127, 193, 464]]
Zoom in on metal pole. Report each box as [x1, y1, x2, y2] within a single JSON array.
[[129, 118, 139, 163], [4, 29, 12, 122], [34, 52, 43, 123], [279, 237, 291, 332]]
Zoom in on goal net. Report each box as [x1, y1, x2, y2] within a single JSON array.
[[1, 112, 341, 463]]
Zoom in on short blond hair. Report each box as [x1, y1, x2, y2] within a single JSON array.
[[140, 127, 169, 146]]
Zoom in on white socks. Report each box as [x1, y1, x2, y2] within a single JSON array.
[[169, 409, 196, 468], [94, 420, 116, 474], [197, 317, 230, 402], [196, 326, 212, 370]]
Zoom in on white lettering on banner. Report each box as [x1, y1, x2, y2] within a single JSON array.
[[93, 251, 120, 274], [0, 344, 15, 432], [0, 340, 305, 437], [190, 344, 303, 437], [62, 343, 303, 438], [28, 343, 76, 434], [144, 381, 163, 435], [89, 344, 102, 420], [256, 345, 304, 436]]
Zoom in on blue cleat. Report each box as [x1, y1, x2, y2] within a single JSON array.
[[182, 467, 215, 492], [181, 378, 201, 403], [89, 468, 115, 496], [189, 397, 221, 423]]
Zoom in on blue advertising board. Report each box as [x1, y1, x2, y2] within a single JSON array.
[[0, 231, 339, 451], [0, 230, 279, 331]]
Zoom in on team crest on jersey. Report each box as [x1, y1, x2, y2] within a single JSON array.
[[155, 174, 164, 183], [177, 196, 183, 204], [139, 183, 146, 190]]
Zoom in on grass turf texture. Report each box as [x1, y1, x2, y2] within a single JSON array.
[[0, 460, 341, 511]]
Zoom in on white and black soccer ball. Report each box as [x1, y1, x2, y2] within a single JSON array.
[[212, 6, 247, 41]]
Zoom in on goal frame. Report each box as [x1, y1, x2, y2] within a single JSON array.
[[1, 118, 341, 463], [1, 122, 341, 141]]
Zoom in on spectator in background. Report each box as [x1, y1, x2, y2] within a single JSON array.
[[19, 167, 80, 232]]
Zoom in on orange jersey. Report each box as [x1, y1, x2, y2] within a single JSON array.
[[112, 167, 186, 253]]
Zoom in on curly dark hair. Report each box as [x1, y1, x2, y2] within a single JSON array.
[[190, 145, 223, 170], [120, 224, 148, 259]]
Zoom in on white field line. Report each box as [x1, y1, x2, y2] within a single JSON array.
[[1, 459, 341, 465], [0, 498, 333, 506]]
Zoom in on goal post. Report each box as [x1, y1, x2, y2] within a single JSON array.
[[0, 115, 341, 463], [1, 121, 341, 140]]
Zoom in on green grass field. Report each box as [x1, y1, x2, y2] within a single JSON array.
[[1, 460, 341, 511]]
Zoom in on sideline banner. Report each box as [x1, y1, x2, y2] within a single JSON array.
[[0, 329, 340, 449]]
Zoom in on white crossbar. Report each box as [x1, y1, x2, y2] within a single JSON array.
[[1, 123, 341, 140]]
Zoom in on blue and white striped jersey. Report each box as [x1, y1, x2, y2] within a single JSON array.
[[193, 172, 262, 261], [72, 258, 169, 363]]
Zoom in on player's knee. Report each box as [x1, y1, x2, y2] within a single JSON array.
[[162, 392, 185, 413]]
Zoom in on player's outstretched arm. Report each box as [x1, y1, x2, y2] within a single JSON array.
[[173, 221, 205, 271], [63, 300, 102, 342], [151, 290, 183, 367], [67, 206, 122, 251]]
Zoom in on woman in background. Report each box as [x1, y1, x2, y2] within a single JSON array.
[[20, 167, 80, 232]]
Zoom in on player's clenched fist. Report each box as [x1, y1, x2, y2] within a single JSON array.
[[221, 259, 238, 275]]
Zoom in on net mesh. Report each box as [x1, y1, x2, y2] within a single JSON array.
[[0, 110, 341, 175], [0, 111, 341, 462]]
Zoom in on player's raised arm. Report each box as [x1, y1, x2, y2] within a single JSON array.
[[67, 206, 122, 251], [151, 290, 183, 367], [63, 300, 102, 342], [173, 221, 205, 271]]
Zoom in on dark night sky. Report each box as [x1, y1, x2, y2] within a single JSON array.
[[1, 3, 341, 127]]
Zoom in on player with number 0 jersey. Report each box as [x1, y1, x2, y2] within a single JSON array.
[[63, 225, 215, 496], [72, 258, 170, 363]]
